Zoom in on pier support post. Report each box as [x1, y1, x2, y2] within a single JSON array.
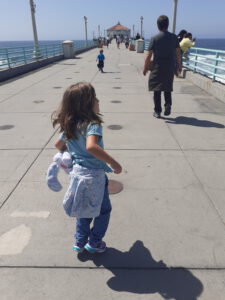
[[172, 0, 178, 34]]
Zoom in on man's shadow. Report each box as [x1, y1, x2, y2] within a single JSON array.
[[163, 116, 225, 128], [78, 240, 203, 299]]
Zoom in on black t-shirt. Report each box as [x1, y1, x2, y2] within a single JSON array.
[[148, 31, 180, 61]]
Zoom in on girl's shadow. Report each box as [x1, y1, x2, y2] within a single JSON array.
[[78, 240, 203, 299]]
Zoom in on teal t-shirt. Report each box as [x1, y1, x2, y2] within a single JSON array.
[[60, 123, 112, 173]]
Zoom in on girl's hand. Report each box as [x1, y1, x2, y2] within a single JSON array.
[[110, 160, 122, 174]]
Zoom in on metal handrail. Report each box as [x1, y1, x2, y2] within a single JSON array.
[[191, 47, 225, 55], [0, 41, 97, 70], [143, 41, 225, 84], [0, 43, 63, 69], [183, 47, 225, 83], [188, 58, 225, 71], [189, 52, 225, 63]]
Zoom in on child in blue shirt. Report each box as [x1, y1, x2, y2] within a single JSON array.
[[97, 49, 105, 73], [51, 82, 122, 254]]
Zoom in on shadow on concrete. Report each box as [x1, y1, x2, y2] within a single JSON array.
[[164, 116, 225, 128], [78, 240, 203, 299], [56, 63, 77, 65]]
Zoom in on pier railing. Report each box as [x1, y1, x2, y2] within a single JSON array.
[[144, 42, 225, 84], [0, 43, 63, 70], [183, 47, 225, 84], [0, 41, 97, 70], [74, 40, 96, 52]]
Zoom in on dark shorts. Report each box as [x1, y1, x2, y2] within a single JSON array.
[[97, 61, 104, 69]]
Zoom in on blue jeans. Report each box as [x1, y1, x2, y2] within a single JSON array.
[[75, 176, 112, 247]]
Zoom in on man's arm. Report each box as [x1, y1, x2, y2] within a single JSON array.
[[143, 50, 153, 76]]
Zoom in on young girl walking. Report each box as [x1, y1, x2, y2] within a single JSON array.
[[52, 82, 122, 254]]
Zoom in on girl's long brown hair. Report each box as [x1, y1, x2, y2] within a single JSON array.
[[52, 82, 103, 140]]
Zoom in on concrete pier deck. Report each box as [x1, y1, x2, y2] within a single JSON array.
[[0, 42, 225, 299]]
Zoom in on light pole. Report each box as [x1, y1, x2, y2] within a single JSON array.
[[132, 24, 135, 39], [172, 0, 178, 34], [84, 16, 88, 47], [29, 0, 41, 58], [140, 16, 143, 39], [98, 25, 100, 38]]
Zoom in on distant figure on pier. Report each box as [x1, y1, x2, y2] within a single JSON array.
[[117, 36, 121, 49], [97, 49, 105, 73], [125, 37, 129, 49], [177, 29, 187, 43], [180, 32, 196, 60], [143, 15, 182, 118], [51, 82, 122, 254], [175, 29, 187, 75], [106, 36, 110, 48], [135, 33, 141, 40]]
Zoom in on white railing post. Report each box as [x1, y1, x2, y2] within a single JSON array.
[[194, 48, 198, 72], [213, 52, 219, 82], [29, 0, 42, 59], [84, 16, 88, 47]]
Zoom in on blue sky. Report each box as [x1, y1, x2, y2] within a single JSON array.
[[0, 0, 225, 41]]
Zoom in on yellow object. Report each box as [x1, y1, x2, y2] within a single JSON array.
[[180, 38, 195, 52]]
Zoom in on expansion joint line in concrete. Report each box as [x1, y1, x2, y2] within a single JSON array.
[[90, 70, 100, 83], [165, 122, 225, 228], [0, 128, 59, 210]]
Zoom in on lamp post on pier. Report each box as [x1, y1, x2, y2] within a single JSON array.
[[84, 16, 88, 47], [29, 0, 41, 58], [140, 16, 143, 39], [98, 25, 100, 38], [172, 0, 178, 34], [132, 24, 135, 39]]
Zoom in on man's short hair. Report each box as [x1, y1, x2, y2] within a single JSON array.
[[157, 15, 169, 30]]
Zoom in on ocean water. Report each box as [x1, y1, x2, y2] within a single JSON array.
[[195, 39, 225, 51], [0, 39, 225, 51], [0, 40, 84, 48]]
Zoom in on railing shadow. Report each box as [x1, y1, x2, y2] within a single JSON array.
[[78, 240, 203, 299], [163, 116, 225, 128]]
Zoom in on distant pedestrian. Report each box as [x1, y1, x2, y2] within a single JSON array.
[[143, 15, 182, 118], [177, 29, 187, 43], [117, 37, 120, 49], [51, 82, 122, 254], [175, 29, 187, 75], [136, 33, 141, 40], [125, 37, 129, 49], [97, 49, 105, 73], [106, 36, 110, 48], [180, 32, 196, 60]]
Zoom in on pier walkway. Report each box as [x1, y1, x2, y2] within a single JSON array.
[[0, 42, 225, 299]]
